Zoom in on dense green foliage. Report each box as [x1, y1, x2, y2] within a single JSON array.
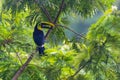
[[0, 0, 120, 80], [84, 9, 120, 80]]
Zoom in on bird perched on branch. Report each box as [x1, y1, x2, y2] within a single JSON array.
[[33, 22, 55, 55]]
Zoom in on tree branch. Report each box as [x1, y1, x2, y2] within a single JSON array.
[[34, 0, 53, 22], [40, 5, 53, 22], [54, 0, 65, 23], [16, 52, 23, 65], [45, 0, 65, 38], [41, 4, 53, 22], [12, 50, 37, 80], [68, 56, 92, 79], [12, 0, 65, 79], [57, 24, 86, 39]]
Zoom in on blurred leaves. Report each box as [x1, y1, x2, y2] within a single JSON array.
[[1, 0, 120, 80]]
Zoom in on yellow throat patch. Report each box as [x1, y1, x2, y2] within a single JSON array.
[[37, 25, 42, 30]]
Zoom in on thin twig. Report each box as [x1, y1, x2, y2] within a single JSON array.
[[57, 24, 86, 39], [34, 0, 52, 22], [69, 57, 92, 79], [12, 50, 37, 80], [54, 0, 65, 23], [40, 5, 53, 22], [72, 59, 91, 77], [45, 0, 65, 38], [41, 4, 53, 22], [16, 52, 23, 65]]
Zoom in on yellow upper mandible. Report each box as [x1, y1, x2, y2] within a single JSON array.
[[41, 22, 55, 27]]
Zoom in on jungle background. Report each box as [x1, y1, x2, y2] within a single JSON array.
[[0, 0, 120, 80]]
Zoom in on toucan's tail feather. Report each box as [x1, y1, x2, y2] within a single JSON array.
[[38, 47, 45, 55]]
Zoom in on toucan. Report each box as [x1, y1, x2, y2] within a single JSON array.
[[33, 22, 54, 55]]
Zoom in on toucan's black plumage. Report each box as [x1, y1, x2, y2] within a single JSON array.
[[33, 22, 54, 55], [33, 23, 45, 55]]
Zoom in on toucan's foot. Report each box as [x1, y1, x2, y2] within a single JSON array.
[[39, 53, 48, 56], [43, 54, 48, 56], [39, 54, 44, 56]]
